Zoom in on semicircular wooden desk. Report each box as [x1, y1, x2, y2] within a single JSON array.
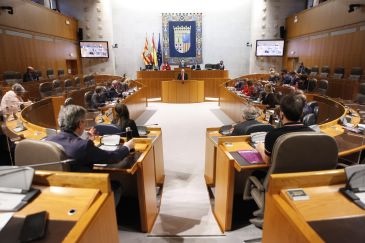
[[206, 84, 365, 232], [2, 87, 164, 233]]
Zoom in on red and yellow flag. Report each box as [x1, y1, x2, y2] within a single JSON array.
[[151, 33, 158, 66], [141, 35, 152, 65]]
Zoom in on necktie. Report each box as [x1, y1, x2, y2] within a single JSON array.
[[182, 72, 184, 80]]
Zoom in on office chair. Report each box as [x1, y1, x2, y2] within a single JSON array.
[[52, 79, 63, 95], [349, 67, 363, 81], [333, 67, 345, 79], [309, 66, 319, 77], [83, 75, 91, 87], [316, 79, 328, 96], [39, 82, 53, 98], [3, 71, 22, 85], [94, 124, 123, 136], [319, 66, 330, 79], [64, 97, 74, 106], [74, 77, 81, 89], [84, 91, 95, 111], [35, 70, 42, 80], [15, 139, 70, 171], [243, 123, 273, 135], [57, 69, 65, 78], [47, 69, 55, 79], [356, 83, 365, 105], [64, 79, 74, 92], [243, 132, 338, 227]]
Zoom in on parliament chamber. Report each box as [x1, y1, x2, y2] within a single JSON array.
[[1, 0, 365, 242]]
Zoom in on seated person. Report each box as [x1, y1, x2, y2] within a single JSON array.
[[234, 79, 245, 91], [23, 66, 39, 82], [256, 93, 313, 164], [91, 86, 106, 109], [0, 83, 26, 115], [261, 84, 278, 108], [281, 70, 292, 85], [242, 80, 255, 96], [106, 80, 122, 99], [46, 105, 134, 172], [177, 69, 188, 80], [231, 105, 262, 136], [179, 59, 186, 68], [290, 72, 301, 86], [161, 61, 171, 71], [112, 103, 140, 137], [218, 60, 224, 70], [297, 62, 306, 74]]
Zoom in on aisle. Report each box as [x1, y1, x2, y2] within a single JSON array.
[[138, 102, 232, 236]]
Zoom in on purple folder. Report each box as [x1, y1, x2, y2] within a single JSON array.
[[237, 150, 264, 164]]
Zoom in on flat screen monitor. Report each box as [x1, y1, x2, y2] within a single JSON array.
[[80, 41, 109, 58], [255, 39, 284, 57]]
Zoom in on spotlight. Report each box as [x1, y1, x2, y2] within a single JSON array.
[[0, 6, 13, 15], [348, 4, 363, 13]]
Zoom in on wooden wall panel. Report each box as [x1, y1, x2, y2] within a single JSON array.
[[0, 32, 80, 77], [286, 0, 365, 38], [0, 0, 78, 40]]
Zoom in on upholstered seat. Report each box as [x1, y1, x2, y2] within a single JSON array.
[[15, 139, 70, 171], [39, 82, 53, 98]]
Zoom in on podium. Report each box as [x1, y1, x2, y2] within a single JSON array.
[[161, 80, 204, 103]]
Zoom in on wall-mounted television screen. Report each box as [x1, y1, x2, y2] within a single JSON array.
[[80, 41, 109, 58], [255, 39, 284, 57]]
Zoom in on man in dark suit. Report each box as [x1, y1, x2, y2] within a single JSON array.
[[231, 105, 262, 136], [91, 86, 106, 108], [218, 60, 225, 70], [46, 105, 134, 172], [23, 66, 39, 82], [177, 69, 188, 80]]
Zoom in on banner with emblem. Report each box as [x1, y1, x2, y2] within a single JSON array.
[[162, 13, 202, 65]]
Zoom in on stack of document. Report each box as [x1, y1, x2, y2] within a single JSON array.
[[250, 132, 267, 145], [99, 135, 120, 151]]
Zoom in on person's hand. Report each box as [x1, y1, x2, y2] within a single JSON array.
[[124, 139, 135, 150], [87, 127, 96, 140]]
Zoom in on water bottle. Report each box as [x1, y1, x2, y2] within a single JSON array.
[[126, 127, 133, 141]]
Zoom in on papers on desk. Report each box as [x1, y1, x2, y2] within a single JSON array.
[[0, 193, 26, 211], [99, 135, 120, 151], [0, 213, 13, 231], [355, 192, 365, 204], [250, 132, 267, 145]]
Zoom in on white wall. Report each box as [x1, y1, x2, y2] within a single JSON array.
[[58, 0, 306, 78], [249, 0, 306, 73], [59, 0, 115, 75], [111, 0, 253, 79]]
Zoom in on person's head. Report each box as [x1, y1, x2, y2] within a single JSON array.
[[58, 105, 87, 136], [220, 60, 223, 65], [294, 89, 306, 102], [279, 94, 305, 122], [115, 103, 130, 120], [95, 86, 104, 94], [64, 97, 74, 106], [112, 80, 120, 88], [26, 66, 34, 73], [181, 69, 185, 73], [242, 105, 260, 121], [12, 83, 26, 97], [247, 80, 253, 86], [264, 83, 273, 93], [300, 62, 304, 66]]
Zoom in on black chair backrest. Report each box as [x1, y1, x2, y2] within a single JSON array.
[[359, 83, 365, 95], [64, 79, 73, 92], [333, 67, 345, 79], [47, 69, 54, 79], [39, 82, 53, 98], [351, 67, 363, 76], [205, 64, 213, 70], [52, 79, 62, 95], [243, 124, 273, 135], [311, 66, 319, 73], [321, 66, 330, 74], [3, 71, 22, 84], [84, 91, 93, 108], [308, 79, 317, 92], [35, 70, 42, 79], [58, 69, 65, 77], [94, 124, 123, 136], [74, 77, 81, 88]]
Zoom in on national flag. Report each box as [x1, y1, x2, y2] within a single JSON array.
[[151, 33, 158, 67], [141, 35, 151, 65], [157, 33, 162, 68]]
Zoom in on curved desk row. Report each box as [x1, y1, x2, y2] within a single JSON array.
[[207, 85, 365, 231], [2, 85, 163, 233]]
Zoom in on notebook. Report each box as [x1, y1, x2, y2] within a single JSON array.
[[237, 150, 263, 164]]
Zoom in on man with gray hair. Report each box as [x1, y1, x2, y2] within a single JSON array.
[[231, 105, 264, 136], [46, 105, 134, 172]]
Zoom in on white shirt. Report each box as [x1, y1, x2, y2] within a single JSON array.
[[0, 90, 23, 114]]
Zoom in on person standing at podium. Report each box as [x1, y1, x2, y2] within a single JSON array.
[[177, 69, 188, 80], [161, 60, 171, 71]]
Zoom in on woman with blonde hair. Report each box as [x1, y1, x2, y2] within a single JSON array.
[[261, 84, 278, 108]]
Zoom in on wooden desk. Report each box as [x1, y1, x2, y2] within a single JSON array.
[[0, 171, 119, 243], [161, 80, 204, 103], [137, 70, 229, 99], [262, 169, 365, 243], [93, 138, 159, 233]]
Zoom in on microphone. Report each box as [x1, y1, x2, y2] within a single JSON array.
[[27, 159, 75, 168]]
